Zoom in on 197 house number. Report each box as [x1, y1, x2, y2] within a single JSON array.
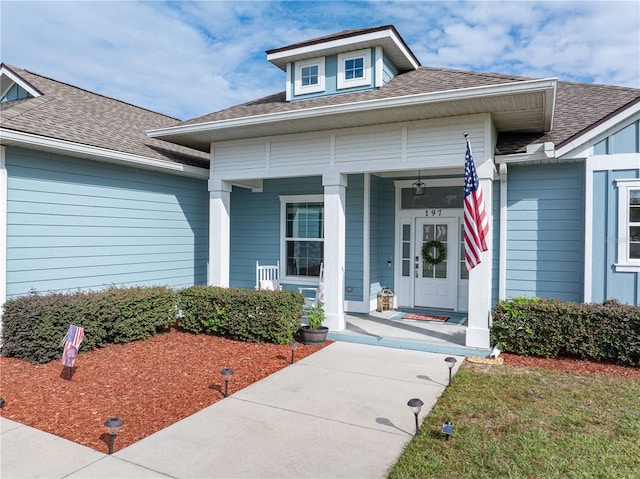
[[425, 209, 442, 217]]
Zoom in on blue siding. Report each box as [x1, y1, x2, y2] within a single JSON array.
[[230, 174, 365, 300], [379, 179, 396, 291], [382, 54, 399, 85], [345, 174, 364, 302], [229, 176, 323, 290], [6, 147, 209, 298], [594, 120, 640, 154], [505, 163, 585, 302], [591, 168, 640, 304], [291, 50, 379, 101], [491, 180, 500, 305], [370, 177, 395, 297], [368, 176, 382, 299]]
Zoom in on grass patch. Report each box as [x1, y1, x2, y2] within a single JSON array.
[[388, 364, 640, 479]]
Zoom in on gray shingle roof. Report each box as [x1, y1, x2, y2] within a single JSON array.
[[178, 66, 640, 155], [265, 25, 421, 70], [0, 64, 210, 168]]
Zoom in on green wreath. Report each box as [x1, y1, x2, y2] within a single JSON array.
[[421, 240, 446, 265]]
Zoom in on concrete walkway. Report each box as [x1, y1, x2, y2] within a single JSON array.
[[0, 341, 463, 479]]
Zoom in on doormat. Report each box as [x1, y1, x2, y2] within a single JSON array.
[[400, 313, 449, 322]]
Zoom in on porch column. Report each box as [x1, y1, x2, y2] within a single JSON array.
[[208, 178, 232, 287], [466, 172, 493, 349], [323, 172, 347, 331]]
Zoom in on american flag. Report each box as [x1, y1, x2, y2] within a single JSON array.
[[61, 324, 85, 368], [463, 138, 489, 270]]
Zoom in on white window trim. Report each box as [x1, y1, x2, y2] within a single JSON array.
[[615, 178, 640, 272], [279, 194, 324, 284], [294, 57, 325, 96], [337, 49, 371, 90]]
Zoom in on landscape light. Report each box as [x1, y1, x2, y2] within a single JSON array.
[[444, 356, 457, 386], [104, 417, 124, 454], [220, 368, 234, 397], [289, 341, 299, 364], [407, 398, 424, 436]]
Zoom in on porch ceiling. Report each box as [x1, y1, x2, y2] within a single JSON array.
[[150, 81, 556, 152]]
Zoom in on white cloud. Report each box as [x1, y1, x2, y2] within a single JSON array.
[[1, 0, 638, 120]]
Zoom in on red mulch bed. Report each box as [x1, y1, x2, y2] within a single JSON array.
[[1, 331, 637, 454], [501, 352, 640, 380], [0, 329, 329, 453]]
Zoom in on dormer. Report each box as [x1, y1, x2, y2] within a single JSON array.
[[266, 25, 420, 102], [0, 64, 42, 103]]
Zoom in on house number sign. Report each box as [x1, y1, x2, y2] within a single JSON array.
[[425, 209, 442, 217]]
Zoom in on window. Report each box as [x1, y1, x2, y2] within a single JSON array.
[[294, 57, 325, 95], [345, 58, 364, 80], [301, 65, 318, 87], [400, 186, 464, 210], [1, 83, 33, 103], [281, 196, 324, 278], [459, 224, 469, 280], [337, 49, 371, 89], [616, 179, 640, 271], [401, 224, 411, 277]]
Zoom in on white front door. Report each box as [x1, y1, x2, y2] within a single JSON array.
[[413, 218, 457, 309]]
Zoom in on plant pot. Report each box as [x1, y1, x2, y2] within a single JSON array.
[[299, 326, 328, 345]]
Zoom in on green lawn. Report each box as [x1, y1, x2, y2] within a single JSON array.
[[388, 364, 640, 479]]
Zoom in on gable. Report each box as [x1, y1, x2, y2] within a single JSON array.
[[593, 119, 640, 155], [0, 64, 42, 103]]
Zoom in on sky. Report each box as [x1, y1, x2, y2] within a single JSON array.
[[2, 1, 639, 121]]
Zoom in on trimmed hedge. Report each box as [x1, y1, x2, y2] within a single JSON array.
[[1, 286, 177, 364], [177, 286, 304, 343], [1, 285, 305, 364], [492, 297, 640, 366]]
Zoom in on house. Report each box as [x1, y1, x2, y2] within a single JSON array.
[[0, 63, 211, 313], [2, 26, 639, 350]]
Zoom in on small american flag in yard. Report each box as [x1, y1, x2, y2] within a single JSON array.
[[61, 325, 85, 368]]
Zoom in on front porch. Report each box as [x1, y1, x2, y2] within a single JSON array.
[[328, 309, 491, 357]]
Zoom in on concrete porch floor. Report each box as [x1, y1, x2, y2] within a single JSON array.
[[329, 309, 491, 357]]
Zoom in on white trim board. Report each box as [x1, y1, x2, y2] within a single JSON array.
[[583, 154, 640, 302]]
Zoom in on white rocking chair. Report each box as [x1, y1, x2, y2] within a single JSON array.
[[256, 260, 281, 290], [298, 263, 324, 310]]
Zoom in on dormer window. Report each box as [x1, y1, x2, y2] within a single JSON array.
[[0, 65, 42, 103], [301, 65, 318, 87], [345, 58, 364, 80], [1, 83, 33, 103], [337, 49, 371, 89], [294, 57, 325, 95]]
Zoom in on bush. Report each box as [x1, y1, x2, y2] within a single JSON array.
[[177, 286, 304, 343], [492, 297, 640, 366], [1, 286, 177, 364], [101, 286, 177, 343], [1, 284, 304, 364]]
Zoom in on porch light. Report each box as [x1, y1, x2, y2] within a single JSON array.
[[104, 416, 124, 454], [412, 170, 425, 196], [221, 367, 234, 397], [407, 398, 424, 436], [444, 356, 457, 386], [289, 340, 299, 364]]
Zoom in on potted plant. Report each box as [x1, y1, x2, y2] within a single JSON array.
[[300, 301, 328, 345]]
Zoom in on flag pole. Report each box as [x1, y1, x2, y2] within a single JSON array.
[[462, 130, 488, 271]]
